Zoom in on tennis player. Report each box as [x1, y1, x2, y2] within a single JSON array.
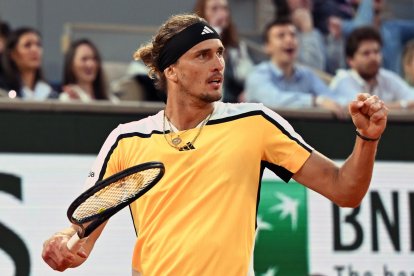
[[42, 13, 388, 276]]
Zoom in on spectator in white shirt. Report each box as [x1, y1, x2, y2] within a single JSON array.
[[331, 26, 414, 109]]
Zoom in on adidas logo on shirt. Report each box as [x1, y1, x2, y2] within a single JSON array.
[[179, 142, 196, 151], [201, 26, 214, 35]]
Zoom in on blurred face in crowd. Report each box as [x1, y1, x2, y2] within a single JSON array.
[[404, 55, 414, 86], [265, 24, 298, 67], [348, 40, 382, 81], [204, 0, 229, 33], [11, 32, 42, 72], [72, 43, 98, 84]]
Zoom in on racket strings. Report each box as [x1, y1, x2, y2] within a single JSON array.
[[72, 168, 161, 221]]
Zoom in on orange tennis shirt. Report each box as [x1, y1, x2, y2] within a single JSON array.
[[84, 102, 312, 276]]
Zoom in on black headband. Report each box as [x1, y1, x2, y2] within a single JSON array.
[[157, 21, 221, 71]]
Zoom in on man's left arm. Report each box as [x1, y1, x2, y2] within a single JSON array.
[[293, 93, 388, 207]]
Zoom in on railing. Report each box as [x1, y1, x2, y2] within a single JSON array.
[[61, 22, 159, 52], [2, 98, 414, 122], [1, 98, 413, 161]]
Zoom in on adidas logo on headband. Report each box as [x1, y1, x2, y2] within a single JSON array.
[[201, 26, 214, 35], [157, 22, 221, 71]]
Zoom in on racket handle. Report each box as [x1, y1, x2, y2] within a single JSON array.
[[67, 232, 81, 251]]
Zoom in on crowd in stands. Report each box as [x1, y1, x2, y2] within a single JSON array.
[[1, 0, 414, 115], [245, 17, 346, 118]]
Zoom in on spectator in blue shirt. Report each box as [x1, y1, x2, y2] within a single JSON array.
[[245, 18, 345, 118], [330, 26, 414, 109]]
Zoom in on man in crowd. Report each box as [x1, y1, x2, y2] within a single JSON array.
[[331, 26, 414, 109], [245, 18, 345, 118]]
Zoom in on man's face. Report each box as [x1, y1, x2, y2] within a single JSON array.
[[348, 40, 382, 80], [172, 39, 225, 103], [265, 24, 298, 67]]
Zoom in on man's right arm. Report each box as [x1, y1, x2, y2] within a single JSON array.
[[42, 126, 121, 271], [42, 222, 107, 271]]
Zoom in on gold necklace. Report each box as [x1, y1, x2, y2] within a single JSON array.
[[165, 116, 191, 146], [163, 110, 213, 150]]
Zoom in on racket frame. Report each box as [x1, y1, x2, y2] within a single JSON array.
[[67, 161, 165, 239]]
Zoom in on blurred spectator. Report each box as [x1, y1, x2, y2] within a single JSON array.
[[307, 0, 377, 74], [330, 26, 414, 109], [273, 0, 327, 71], [111, 60, 166, 102], [402, 40, 414, 87], [0, 20, 10, 56], [0, 27, 58, 100], [381, 19, 414, 75], [311, 0, 414, 76], [312, 0, 377, 37], [194, 0, 254, 103], [0, 20, 11, 97], [245, 18, 345, 118], [60, 39, 115, 102]]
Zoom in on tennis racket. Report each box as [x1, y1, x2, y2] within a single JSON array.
[[66, 161, 165, 250]]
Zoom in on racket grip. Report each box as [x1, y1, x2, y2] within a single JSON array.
[[67, 232, 81, 251]]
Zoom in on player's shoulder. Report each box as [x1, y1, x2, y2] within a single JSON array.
[[212, 101, 282, 123], [213, 101, 266, 118], [113, 110, 164, 136], [214, 102, 302, 136]]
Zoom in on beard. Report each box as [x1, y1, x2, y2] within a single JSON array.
[[199, 90, 222, 103], [178, 83, 223, 104], [358, 64, 380, 81], [177, 71, 224, 103]]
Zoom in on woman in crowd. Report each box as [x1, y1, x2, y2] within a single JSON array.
[[0, 27, 57, 100], [60, 38, 112, 102], [194, 0, 254, 103]]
